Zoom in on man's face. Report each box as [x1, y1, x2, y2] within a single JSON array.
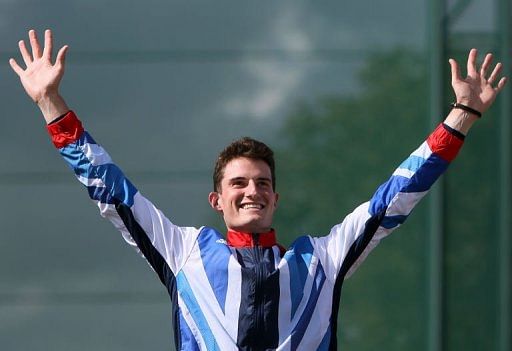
[[209, 157, 278, 233]]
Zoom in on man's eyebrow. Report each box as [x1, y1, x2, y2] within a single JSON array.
[[229, 177, 246, 182], [257, 177, 272, 182], [228, 176, 271, 182]]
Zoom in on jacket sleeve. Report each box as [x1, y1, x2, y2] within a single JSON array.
[[312, 123, 465, 282], [46, 111, 200, 277]]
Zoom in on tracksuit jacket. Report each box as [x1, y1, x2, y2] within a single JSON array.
[[47, 111, 464, 351]]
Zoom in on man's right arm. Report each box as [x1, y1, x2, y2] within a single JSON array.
[[10, 29, 200, 277], [46, 110, 200, 278]]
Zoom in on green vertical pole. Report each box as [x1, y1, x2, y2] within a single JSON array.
[[498, 0, 511, 350], [427, 0, 446, 350]]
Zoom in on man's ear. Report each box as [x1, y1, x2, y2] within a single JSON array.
[[208, 192, 223, 211], [274, 192, 279, 208]]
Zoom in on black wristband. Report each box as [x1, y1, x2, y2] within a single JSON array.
[[450, 102, 482, 118]]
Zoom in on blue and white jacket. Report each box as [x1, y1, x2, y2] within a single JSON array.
[[47, 111, 464, 351]]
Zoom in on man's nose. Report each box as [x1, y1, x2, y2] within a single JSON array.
[[245, 180, 258, 196]]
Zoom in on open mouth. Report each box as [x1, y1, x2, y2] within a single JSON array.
[[240, 203, 264, 210]]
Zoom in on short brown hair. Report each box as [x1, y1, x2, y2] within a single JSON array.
[[213, 137, 276, 192]]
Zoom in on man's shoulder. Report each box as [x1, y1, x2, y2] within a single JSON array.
[[285, 234, 315, 254], [195, 226, 226, 245]]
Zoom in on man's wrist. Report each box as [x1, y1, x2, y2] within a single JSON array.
[[444, 108, 479, 136], [37, 93, 70, 124], [454, 98, 485, 115], [450, 102, 482, 118]]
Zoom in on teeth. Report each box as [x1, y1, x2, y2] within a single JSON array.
[[241, 204, 263, 209]]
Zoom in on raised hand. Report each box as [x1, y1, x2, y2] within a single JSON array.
[[10, 29, 69, 123], [449, 49, 507, 114]]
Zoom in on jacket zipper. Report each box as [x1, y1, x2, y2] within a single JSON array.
[[253, 233, 264, 339]]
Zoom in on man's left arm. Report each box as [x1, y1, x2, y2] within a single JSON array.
[[312, 49, 507, 281]]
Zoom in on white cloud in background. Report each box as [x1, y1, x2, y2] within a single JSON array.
[[223, 6, 310, 119]]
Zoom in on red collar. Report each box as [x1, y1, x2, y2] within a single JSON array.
[[226, 229, 277, 248]]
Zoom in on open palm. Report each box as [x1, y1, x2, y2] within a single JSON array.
[[9, 29, 68, 104], [449, 49, 507, 114]]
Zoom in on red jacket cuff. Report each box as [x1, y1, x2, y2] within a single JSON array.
[[427, 123, 464, 162], [46, 111, 84, 148]]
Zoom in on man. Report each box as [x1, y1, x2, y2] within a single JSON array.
[[10, 29, 507, 350]]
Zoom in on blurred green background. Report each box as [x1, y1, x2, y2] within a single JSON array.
[[0, 0, 510, 350]]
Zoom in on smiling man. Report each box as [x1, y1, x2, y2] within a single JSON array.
[[10, 29, 507, 351], [209, 139, 279, 234]]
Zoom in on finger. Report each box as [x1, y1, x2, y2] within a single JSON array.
[[488, 62, 503, 84], [495, 77, 507, 93], [55, 45, 69, 68], [480, 53, 493, 77], [467, 48, 478, 78], [29, 29, 42, 59], [42, 29, 53, 61], [18, 40, 32, 66], [9, 58, 24, 76], [449, 58, 462, 84]]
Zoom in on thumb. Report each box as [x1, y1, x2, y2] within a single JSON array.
[[449, 58, 461, 85], [9, 58, 24, 77]]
